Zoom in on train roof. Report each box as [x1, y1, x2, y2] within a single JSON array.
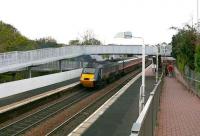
[[86, 60, 118, 69], [85, 57, 141, 69]]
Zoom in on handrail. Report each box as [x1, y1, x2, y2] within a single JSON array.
[[184, 75, 200, 83], [0, 45, 170, 74], [130, 72, 164, 136]]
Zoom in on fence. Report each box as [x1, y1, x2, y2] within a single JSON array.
[[31, 61, 88, 71], [130, 73, 164, 136], [0, 46, 84, 67], [175, 66, 200, 97], [0, 45, 169, 70]]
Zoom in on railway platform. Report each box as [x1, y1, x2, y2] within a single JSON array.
[[69, 66, 156, 136], [156, 76, 200, 136], [0, 78, 79, 114]]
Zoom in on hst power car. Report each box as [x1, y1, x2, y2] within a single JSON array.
[[80, 57, 142, 88]]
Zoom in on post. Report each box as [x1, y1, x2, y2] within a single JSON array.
[[197, 0, 199, 31], [80, 60, 84, 68], [59, 60, 62, 72], [139, 39, 145, 113], [28, 66, 32, 78], [12, 72, 16, 81], [156, 46, 158, 83]]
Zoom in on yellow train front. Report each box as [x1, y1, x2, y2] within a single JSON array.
[[80, 67, 97, 87], [80, 62, 118, 88]]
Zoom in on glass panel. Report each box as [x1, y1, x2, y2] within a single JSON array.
[[83, 68, 95, 74]]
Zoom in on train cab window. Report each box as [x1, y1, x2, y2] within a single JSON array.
[[82, 68, 95, 74]]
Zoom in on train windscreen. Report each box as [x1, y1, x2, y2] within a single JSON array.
[[82, 68, 96, 74]]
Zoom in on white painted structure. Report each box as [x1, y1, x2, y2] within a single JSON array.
[[31, 61, 86, 71], [0, 68, 82, 99], [0, 45, 171, 74]]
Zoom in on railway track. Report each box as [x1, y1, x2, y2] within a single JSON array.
[[46, 65, 144, 136], [0, 62, 150, 136], [0, 90, 92, 136]]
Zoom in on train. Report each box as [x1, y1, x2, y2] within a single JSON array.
[[80, 57, 142, 88]]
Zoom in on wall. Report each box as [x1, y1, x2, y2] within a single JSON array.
[[0, 69, 82, 99]]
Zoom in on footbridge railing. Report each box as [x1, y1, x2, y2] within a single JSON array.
[[0, 45, 171, 74]]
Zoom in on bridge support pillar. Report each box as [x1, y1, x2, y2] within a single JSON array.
[[59, 60, 62, 72], [12, 72, 16, 81], [80, 61, 83, 68], [28, 67, 32, 78]]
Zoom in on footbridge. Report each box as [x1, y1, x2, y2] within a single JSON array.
[[0, 45, 171, 74]]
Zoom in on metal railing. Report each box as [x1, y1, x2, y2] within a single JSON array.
[[175, 66, 200, 97], [0, 46, 84, 67], [31, 61, 88, 71], [183, 76, 200, 97], [130, 73, 164, 136], [0, 45, 170, 66]]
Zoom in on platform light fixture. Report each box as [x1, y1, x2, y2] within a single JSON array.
[[114, 31, 145, 113]]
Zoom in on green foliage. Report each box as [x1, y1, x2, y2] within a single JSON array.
[[171, 25, 197, 70], [36, 37, 62, 48], [195, 45, 200, 72], [82, 38, 101, 45], [0, 21, 102, 53], [69, 30, 102, 45], [0, 21, 38, 52], [102, 54, 109, 59], [81, 30, 102, 45], [0, 21, 64, 53], [69, 39, 81, 45], [177, 55, 186, 73]]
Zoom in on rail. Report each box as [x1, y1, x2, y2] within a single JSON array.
[[0, 90, 90, 136], [130, 72, 164, 136], [31, 61, 87, 71], [184, 76, 200, 97], [174, 67, 200, 97]]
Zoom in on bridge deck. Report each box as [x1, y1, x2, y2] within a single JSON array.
[[156, 77, 200, 136], [69, 66, 156, 136], [0, 45, 170, 74]]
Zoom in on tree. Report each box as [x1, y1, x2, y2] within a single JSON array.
[[81, 30, 95, 42], [81, 30, 102, 45], [0, 21, 38, 52], [82, 38, 101, 45], [171, 25, 197, 71], [69, 39, 81, 45], [195, 45, 200, 72], [69, 30, 102, 45], [36, 37, 62, 48]]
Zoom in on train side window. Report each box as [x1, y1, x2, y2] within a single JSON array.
[[100, 69, 102, 79]]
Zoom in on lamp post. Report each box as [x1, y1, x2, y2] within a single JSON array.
[[197, 0, 199, 31], [156, 47, 158, 83], [114, 32, 145, 113], [152, 45, 159, 83], [141, 37, 145, 113], [132, 36, 145, 113]]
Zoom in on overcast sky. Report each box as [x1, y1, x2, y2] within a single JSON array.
[[0, 0, 197, 45]]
